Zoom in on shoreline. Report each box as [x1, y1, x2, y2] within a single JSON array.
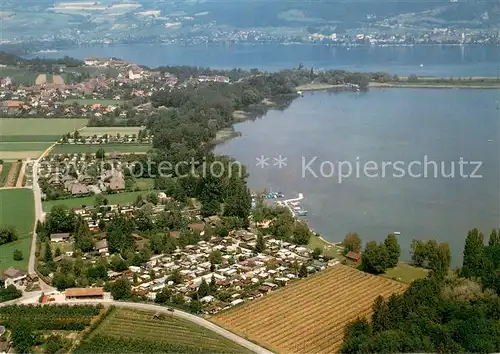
[[297, 80, 500, 92]]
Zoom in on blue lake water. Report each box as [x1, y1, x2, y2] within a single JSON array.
[[40, 43, 500, 76], [215, 89, 500, 265]]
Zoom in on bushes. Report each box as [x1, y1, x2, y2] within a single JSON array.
[[0, 285, 22, 302], [0, 226, 18, 245], [13, 249, 23, 261]]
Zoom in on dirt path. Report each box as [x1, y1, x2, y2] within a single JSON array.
[[15, 161, 26, 187], [5, 161, 19, 187]]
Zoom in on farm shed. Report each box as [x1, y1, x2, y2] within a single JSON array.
[[345, 251, 362, 267], [65, 287, 104, 300], [50, 233, 70, 243], [0, 267, 27, 288]]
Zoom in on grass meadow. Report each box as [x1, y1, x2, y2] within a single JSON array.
[[0, 189, 35, 271], [43, 190, 156, 211], [0, 118, 88, 160]]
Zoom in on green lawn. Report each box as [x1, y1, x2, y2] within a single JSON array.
[[0, 119, 88, 136], [51, 143, 151, 155], [79, 126, 145, 137], [43, 190, 157, 211], [308, 235, 344, 260], [381, 262, 430, 284], [63, 98, 123, 106], [0, 67, 38, 86], [134, 178, 155, 191], [0, 189, 35, 271], [0, 142, 52, 151]]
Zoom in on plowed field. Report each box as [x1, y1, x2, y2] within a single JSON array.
[[212, 264, 407, 354]]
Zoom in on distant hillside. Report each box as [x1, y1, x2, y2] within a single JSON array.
[[0, 0, 497, 42], [168, 0, 499, 29]]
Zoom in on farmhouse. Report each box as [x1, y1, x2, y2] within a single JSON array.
[[50, 233, 70, 243], [65, 287, 104, 300], [345, 251, 362, 267], [0, 100, 23, 111], [70, 183, 90, 196], [95, 239, 108, 254], [0, 267, 27, 288]]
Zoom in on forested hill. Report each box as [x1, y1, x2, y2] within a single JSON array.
[[171, 0, 499, 30]]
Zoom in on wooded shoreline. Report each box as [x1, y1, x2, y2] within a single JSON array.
[[297, 77, 500, 91]]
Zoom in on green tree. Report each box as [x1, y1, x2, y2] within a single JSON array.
[[410, 239, 427, 267], [44, 241, 53, 265], [343, 232, 362, 254], [45, 205, 75, 233], [107, 215, 134, 254], [170, 269, 182, 284], [11, 319, 38, 354], [111, 278, 132, 300], [312, 247, 322, 260], [209, 250, 223, 264], [96, 147, 105, 159], [155, 287, 172, 304], [197, 279, 211, 298], [299, 263, 308, 278], [74, 217, 94, 252], [0, 226, 18, 245], [362, 241, 390, 274], [489, 228, 500, 247], [255, 233, 266, 253], [292, 221, 312, 245], [13, 249, 23, 261], [146, 192, 159, 205], [461, 228, 485, 278], [371, 295, 390, 333], [384, 234, 400, 268], [429, 242, 451, 277], [45, 334, 65, 354], [189, 299, 202, 314]]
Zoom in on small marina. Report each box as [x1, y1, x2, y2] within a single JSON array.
[[252, 190, 308, 218]]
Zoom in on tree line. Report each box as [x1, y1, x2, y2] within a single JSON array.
[[341, 228, 500, 353]]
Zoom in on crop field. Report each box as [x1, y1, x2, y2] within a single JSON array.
[[42, 190, 155, 211], [79, 126, 145, 137], [51, 143, 151, 154], [212, 265, 407, 354], [0, 67, 39, 86], [0, 304, 101, 330], [0, 118, 88, 160], [0, 189, 35, 271], [74, 308, 251, 353], [0, 119, 88, 136]]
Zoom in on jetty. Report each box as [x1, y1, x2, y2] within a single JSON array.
[[281, 193, 304, 217]]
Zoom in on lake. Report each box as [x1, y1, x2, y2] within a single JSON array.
[[215, 89, 500, 265], [40, 43, 500, 76]]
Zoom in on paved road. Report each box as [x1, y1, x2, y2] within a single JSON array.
[[29, 143, 56, 292]]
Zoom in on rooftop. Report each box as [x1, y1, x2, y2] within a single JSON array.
[[65, 287, 104, 297]]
